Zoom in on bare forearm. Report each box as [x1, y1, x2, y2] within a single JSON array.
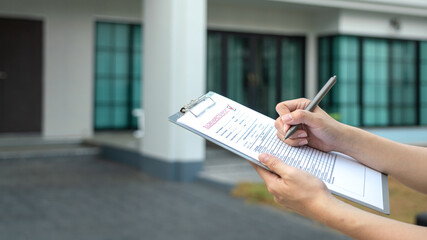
[[337, 125, 400, 172], [336, 125, 427, 193], [313, 197, 427, 240]]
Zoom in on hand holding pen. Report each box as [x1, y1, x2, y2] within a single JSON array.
[[275, 76, 344, 152]]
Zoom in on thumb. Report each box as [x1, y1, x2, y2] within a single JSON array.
[[259, 153, 289, 177], [282, 109, 316, 127]]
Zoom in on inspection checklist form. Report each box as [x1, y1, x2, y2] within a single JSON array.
[[172, 92, 389, 214]]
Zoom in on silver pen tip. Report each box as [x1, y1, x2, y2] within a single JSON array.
[[283, 131, 292, 140]]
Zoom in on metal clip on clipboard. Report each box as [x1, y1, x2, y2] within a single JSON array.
[[180, 94, 216, 117]]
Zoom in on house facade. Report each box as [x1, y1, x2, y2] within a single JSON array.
[[1, 0, 427, 180]]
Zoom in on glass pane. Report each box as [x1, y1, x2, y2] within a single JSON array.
[[115, 24, 130, 49], [131, 25, 142, 129], [227, 35, 249, 106], [362, 38, 388, 126], [421, 82, 427, 125], [422, 107, 427, 125], [207, 33, 222, 94], [262, 37, 277, 117], [96, 51, 112, 76], [389, 40, 416, 125], [95, 79, 110, 103], [94, 22, 142, 130], [282, 38, 303, 101], [133, 53, 141, 77], [114, 107, 128, 128], [115, 52, 129, 77], [420, 42, 427, 125], [96, 22, 112, 48], [332, 36, 360, 126], [392, 108, 402, 125], [364, 107, 376, 125], [114, 79, 128, 104], [132, 79, 141, 107], [133, 26, 142, 52], [377, 109, 388, 126], [318, 37, 333, 111], [95, 106, 110, 129]]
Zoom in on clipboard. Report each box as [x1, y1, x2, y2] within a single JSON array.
[[168, 92, 270, 172], [169, 91, 390, 214]]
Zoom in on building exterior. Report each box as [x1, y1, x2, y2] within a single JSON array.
[[1, 0, 427, 180]]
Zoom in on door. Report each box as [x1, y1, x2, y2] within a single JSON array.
[[0, 18, 42, 133], [207, 31, 305, 119]]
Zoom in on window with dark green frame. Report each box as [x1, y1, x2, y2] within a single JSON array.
[[362, 38, 389, 126], [319, 36, 360, 126], [421, 42, 427, 125], [207, 31, 305, 119], [94, 22, 142, 130], [319, 35, 425, 127]]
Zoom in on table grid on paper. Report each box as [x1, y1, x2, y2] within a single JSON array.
[[251, 126, 337, 184]]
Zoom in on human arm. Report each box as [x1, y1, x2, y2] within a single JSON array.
[[335, 126, 427, 194], [276, 98, 427, 194], [250, 153, 427, 240]]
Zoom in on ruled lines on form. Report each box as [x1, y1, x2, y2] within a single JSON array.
[[213, 110, 336, 184]]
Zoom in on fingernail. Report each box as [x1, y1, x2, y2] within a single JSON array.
[[259, 153, 269, 164], [298, 132, 307, 138], [281, 113, 292, 122], [299, 139, 308, 146]]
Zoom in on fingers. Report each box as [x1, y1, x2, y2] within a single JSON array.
[[279, 131, 308, 147], [258, 153, 293, 178], [275, 100, 318, 146], [275, 110, 313, 136], [248, 161, 280, 183], [282, 109, 317, 127], [275, 110, 318, 145], [275, 98, 311, 116], [277, 130, 309, 146], [274, 117, 289, 137], [276, 99, 322, 135]]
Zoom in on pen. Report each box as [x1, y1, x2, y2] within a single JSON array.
[[283, 75, 337, 140]]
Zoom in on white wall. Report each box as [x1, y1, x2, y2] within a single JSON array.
[[269, 0, 427, 17], [314, 10, 340, 34], [208, 1, 314, 35], [0, 0, 142, 140], [339, 9, 427, 40]]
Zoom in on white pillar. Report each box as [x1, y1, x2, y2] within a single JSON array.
[[141, 0, 206, 181]]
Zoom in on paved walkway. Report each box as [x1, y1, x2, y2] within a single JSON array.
[[0, 155, 350, 240], [199, 144, 264, 187]]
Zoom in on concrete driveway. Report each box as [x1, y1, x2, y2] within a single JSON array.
[[0, 155, 350, 240]]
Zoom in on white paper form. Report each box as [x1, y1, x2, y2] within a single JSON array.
[[175, 92, 389, 213]]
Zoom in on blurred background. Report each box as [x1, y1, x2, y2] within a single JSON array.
[[1, 0, 427, 239]]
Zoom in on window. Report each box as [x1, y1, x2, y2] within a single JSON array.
[[319, 36, 360, 125], [207, 31, 305, 118], [389, 41, 416, 126], [94, 22, 142, 130], [319, 35, 424, 127], [420, 42, 427, 125], [362, 39, 388, 126]]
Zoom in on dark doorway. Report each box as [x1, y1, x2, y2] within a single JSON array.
[[0, 18, 42, 133]]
